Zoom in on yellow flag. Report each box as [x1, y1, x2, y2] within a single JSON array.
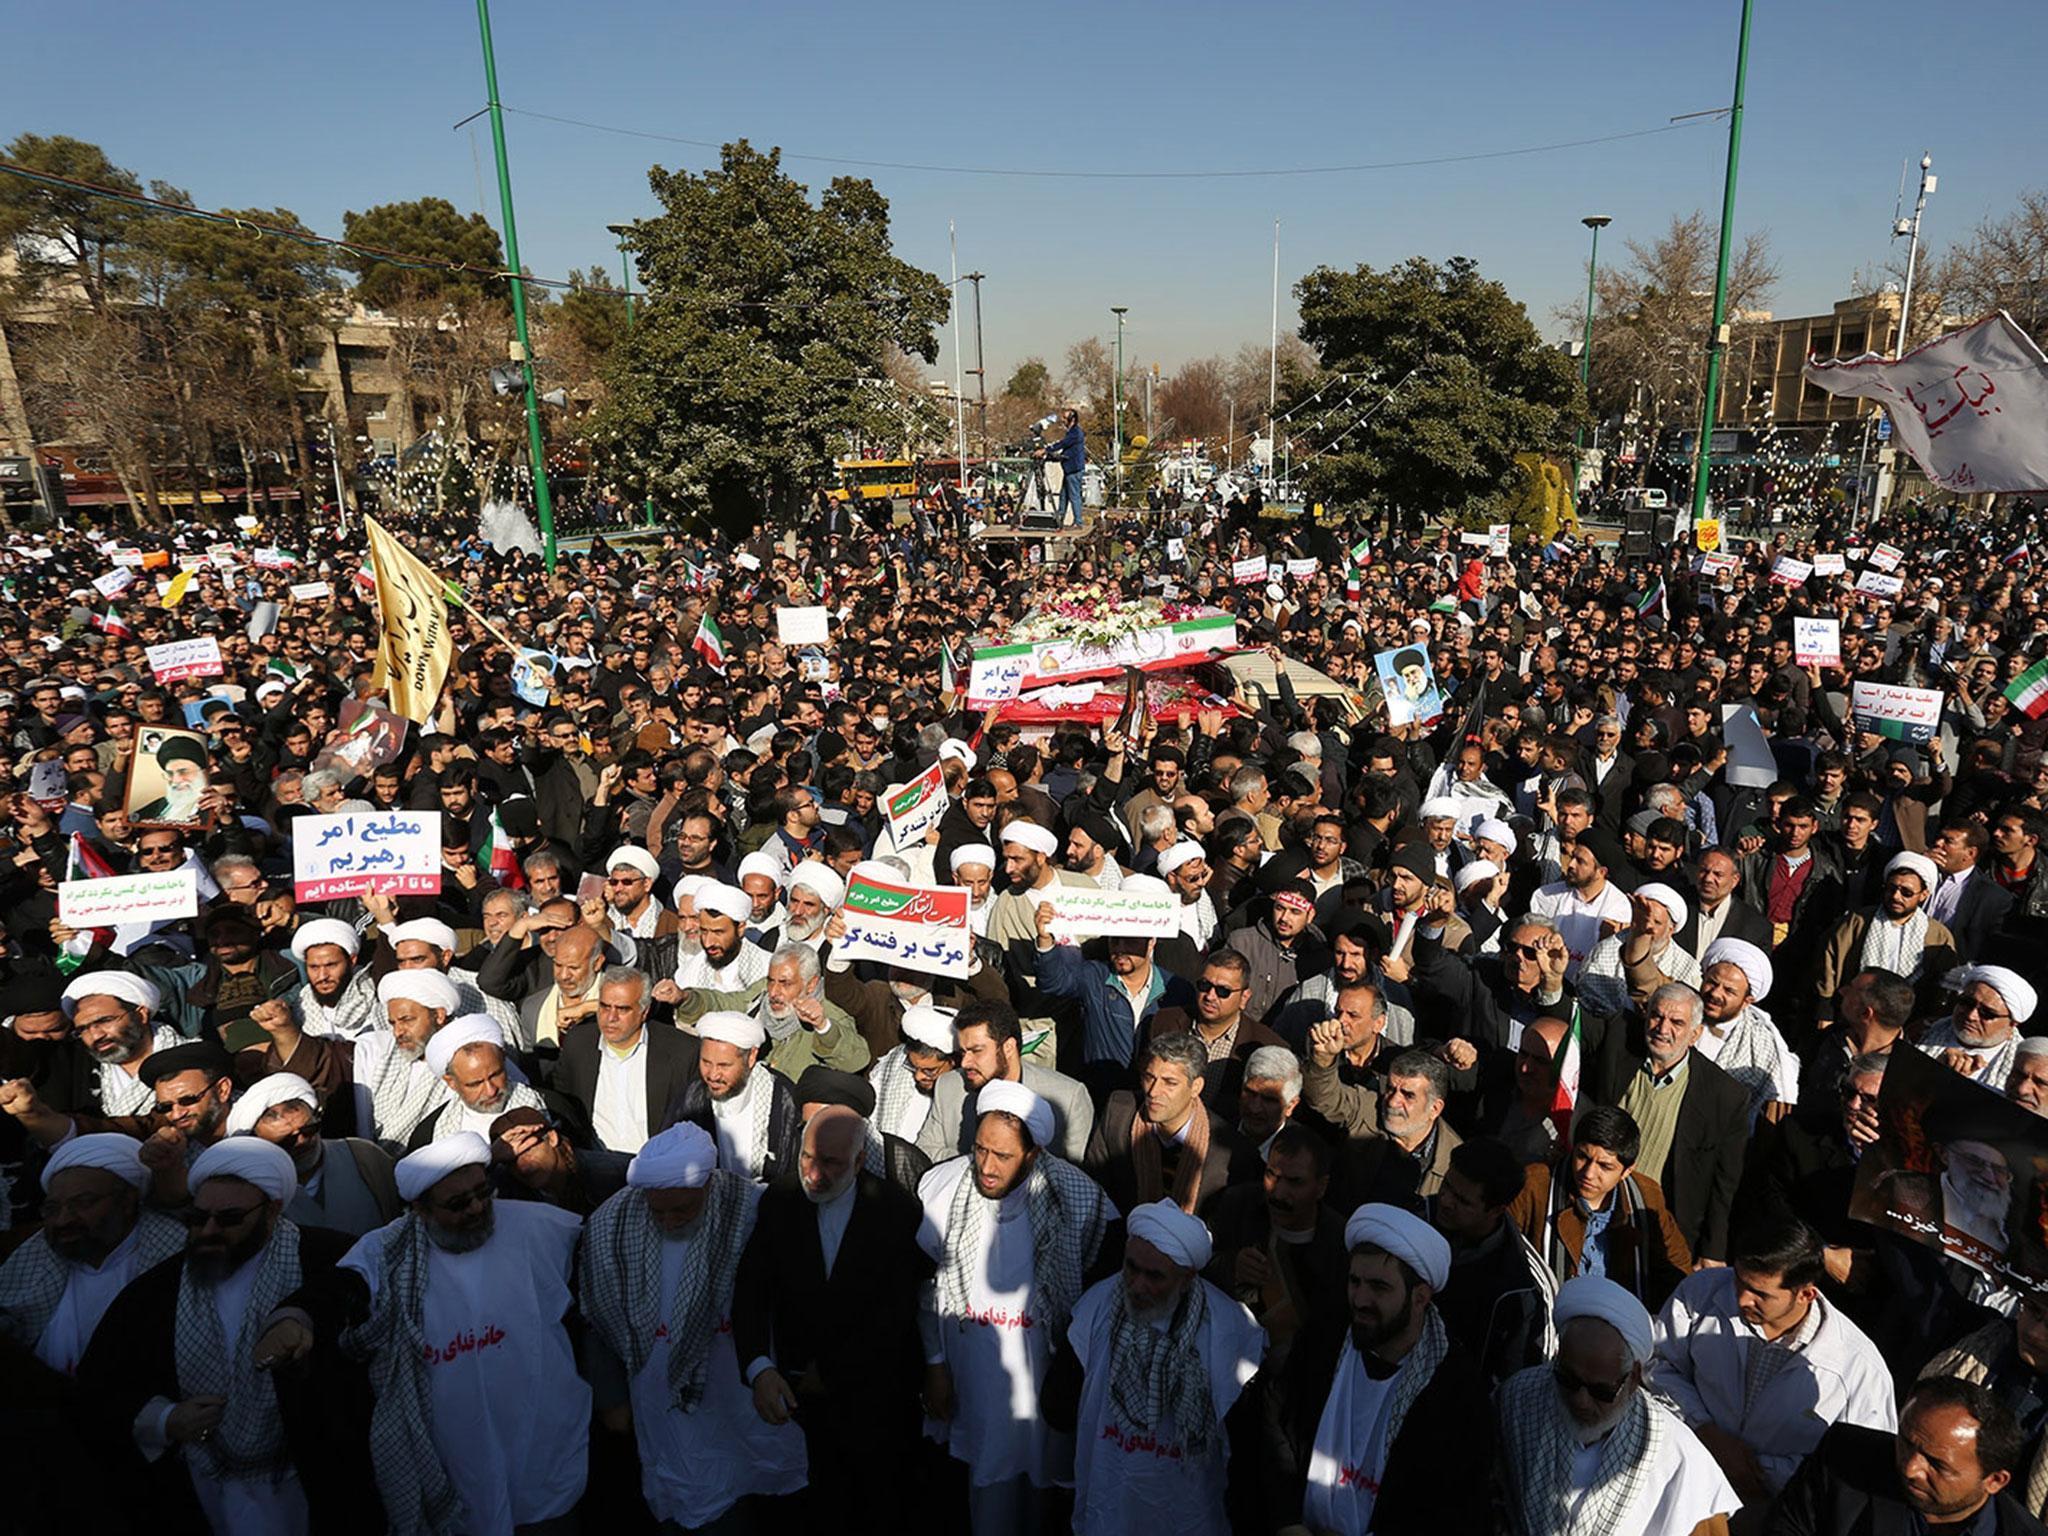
[[1695, 518, 1723, 553], [365, 517, 453, 723], [161, 569, 195, 607]]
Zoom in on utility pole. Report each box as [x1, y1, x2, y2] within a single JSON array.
[[1572, 215, 1611, 509], [608, 223, 657, 528], [1111, 306, 1129, 509], [474, 0, 557, 571], [949, 224, 967, 490], [1686, 0, 1755, 536], [1871, 154, 1935, 520], [963, 271, 987, 458]]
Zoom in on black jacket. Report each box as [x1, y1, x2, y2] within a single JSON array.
[[1675, 891, 1775, 959], [1267, 1317, 1495, 1536], [555, 1020, 699, 1145], [660, 1068, 802, 1183], [1435, 1220, 1554, 1389], [76, 1227, 382, 1536], [1627, 1042, 1751, 1262], [1764, 1421, 2048, 1536]]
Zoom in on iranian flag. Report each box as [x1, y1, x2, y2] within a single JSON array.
[[1635, 573, 1667, 620], [92, 606, 133, 639], [59, 834, 117, 970], [2008, 657, 2048, 720], [939, 638, 959, 696], [693, 614, 726, 673], [477, 806, 525, 891], [1549, 1003, 1583, 1144]]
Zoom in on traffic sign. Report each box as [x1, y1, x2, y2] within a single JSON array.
[[1876, 414, 1892, 442]]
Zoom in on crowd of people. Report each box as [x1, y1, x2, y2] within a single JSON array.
[[3, 486, 2048, 1536]]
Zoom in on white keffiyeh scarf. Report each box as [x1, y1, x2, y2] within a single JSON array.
[[1106, 1275, 1219, 1455], [175, 1221, 303, 1483], [1860, 909, 1931, 980], [1701, 1003, 1796, 1121], [1500, 1367, 1664, 1536], [295, 968, 381, 1040], [102, 1026, 185, 1117], [936, 1153, 1110, 1343], [581, 1174, 755, 1411], [869, 1047, 930, 1142], [362, 1038, 447, 1147], [425, 1081, 547, 1141]]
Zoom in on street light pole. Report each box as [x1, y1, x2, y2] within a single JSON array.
[[1572, 215, 1611, 510], [1895, 153, 1936, 359], [1111, 306, 1128, 509], [474, 0, 557, 571], [963, 271, 987, 458], [607, 222, 657, 529], [1687, 0, 1755, 537]]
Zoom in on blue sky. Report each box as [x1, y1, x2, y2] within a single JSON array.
[[10, 0, 2043, 386]]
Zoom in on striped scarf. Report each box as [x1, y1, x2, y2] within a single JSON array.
[[1544, 1171, 1652, 1302], [340, 1215, 465, 1536], [1704, 1004, 1795, 1122], [0, 1211, 183, 1350], [935, 1154, 1111, 1344], [870, 1047, 929, 1142], [295, 967, 381, 1040], [174, 1221, 303, 1483], [1499, 1366, 1664, 1536], [580, 1174, 755, 1411], [1859, 908, 1931, 980], [1105, 1275, 1218, 1456], [1129, 1104, 1211, 1215], [362, 1037, 447, 1147]]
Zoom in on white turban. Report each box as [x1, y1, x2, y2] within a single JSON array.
[[899, 1004, 957, 1054], [1703, 937, 1773, 1003], [1000, 821, 1058, 857], [60, 970, 161, 1019], [977, 1078, 1054, 1148], [937, 738, 975, 766], [1344, 1202, 1451, 1291], [1472, 817, 1518, 856], [1156, 842, 1205, 876], [425, 1013, 505, 1077], [1453, 860, 1501, 894], [1126, 1199, 1213, 1270], [949, 844, 997, 874], [607, 846, 660, 881], [1120, 874, 1171, 898], [790, 863, 845, 908], [695, 882, 752, 924], [1963, 965, 2038, 1025], [671, 874, 708, 906], [40, 1131, 149, 1192], [1886, 850, 1940, 892], [1553, 1275, 1655, 1366], [698, 1010, 766, 1050], [222, 1073, 319, 1137], [189, 1137, 298, 1206], [290, 918, 360, 962], [388, 918, 458, 956], [737, 851, 785, 889], [1634, 882, 1690, 933], [626, 1122, 717, 1190], [1420, 796, 1462, 823], [378, 968, 460, 1016], [395, 1131, 492, 1202]]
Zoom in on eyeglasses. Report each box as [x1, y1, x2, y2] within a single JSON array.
[[1957, 998, 2012, 1023], [41, 1189, 121, 1221], [1196, 980, 1239, 997], [178, 1201, 266, 1230], [1552, 1362, 1630, 1404], [432, 1183, 492, 1216], [1506, 942, 1544, 959], [153, 1088, 216, 1114]]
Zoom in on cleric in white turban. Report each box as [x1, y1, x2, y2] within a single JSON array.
[[695, 882, 753, 925], [1068, 1198, 1262, 1536], [1697, 936, 1798, 1121], [424, 1014, 505, 1078], [387, 918, 458, 959], [394, 1129, 494, 1203], [289, 917, 360, 962], [60, 969, 161, 1018], [698, 1010, 767, 1052], [626, 1121, 718, 1189], [222, 1072, 320, 1137], [378, 967, 461, 1016], [606, 845, 661, 882], [1000, 821, 1058, 858], [1343, 1201, 1450, 1290], [189, 1135, 299, 1205], [950, 844, 997, 875], [976, 1077, 1054, 1149], [1919, 963, 2039, 1089]]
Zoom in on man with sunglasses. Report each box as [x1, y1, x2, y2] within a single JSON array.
[[78, 1137, 380, 1533], [256, 1131, 590, 1534], [1918, 965, 2038, 1090], [1498, 1275, 1738, 1536]]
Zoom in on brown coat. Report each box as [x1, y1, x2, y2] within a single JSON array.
[[1813, 909, 1960, 1019], [1508, 1160, 1694, 1308]]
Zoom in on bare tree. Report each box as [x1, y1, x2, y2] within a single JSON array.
[[16, 308, 170, 522], [1931, 190, 2048, 347], [1156, 356, 1231, 443]]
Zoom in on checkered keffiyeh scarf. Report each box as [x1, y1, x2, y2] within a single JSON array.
[[936, 1154, 1111, 1343], [1859, 909, 1931, 980], [340, 1215, 465, 1536], [1706, 1004, 1795, 1120], [1500, 1365, 1664, 1536], [1105, 1275, 1219, 1456], [424, 1082, 547, 1141], [295, 968, 382, 1040], [0, 1212, 182, 1349], [581, 1173, 755, 1412], [363, 1037, 447, 1147], [102, 1026, 185, 1117], [175, 1221, 302, 1483], [870, 1047, 929, 1142]]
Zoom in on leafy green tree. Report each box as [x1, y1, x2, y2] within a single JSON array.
[[1003, 358, 1051, 402], [0, 134, 144, 312], [340, 197, 505, 311], [592, 141, 949, 527], [1294, 255, 1579, 521]]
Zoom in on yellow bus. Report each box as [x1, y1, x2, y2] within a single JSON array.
[[828, 458, 917, 502]]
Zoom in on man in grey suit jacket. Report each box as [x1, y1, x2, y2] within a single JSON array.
[[914, 998, 1093, 1163]]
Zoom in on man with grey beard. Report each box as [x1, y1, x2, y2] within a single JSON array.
[[748, 942, 870, 1079], [254, 1132, 590, 1534], [77, 1138, 379, 1533], [1497, 1276, 1737, 1536]]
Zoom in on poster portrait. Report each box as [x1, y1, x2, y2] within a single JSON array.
[[124, 725, 216, 830], [1373, 645, 1445, 727]]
